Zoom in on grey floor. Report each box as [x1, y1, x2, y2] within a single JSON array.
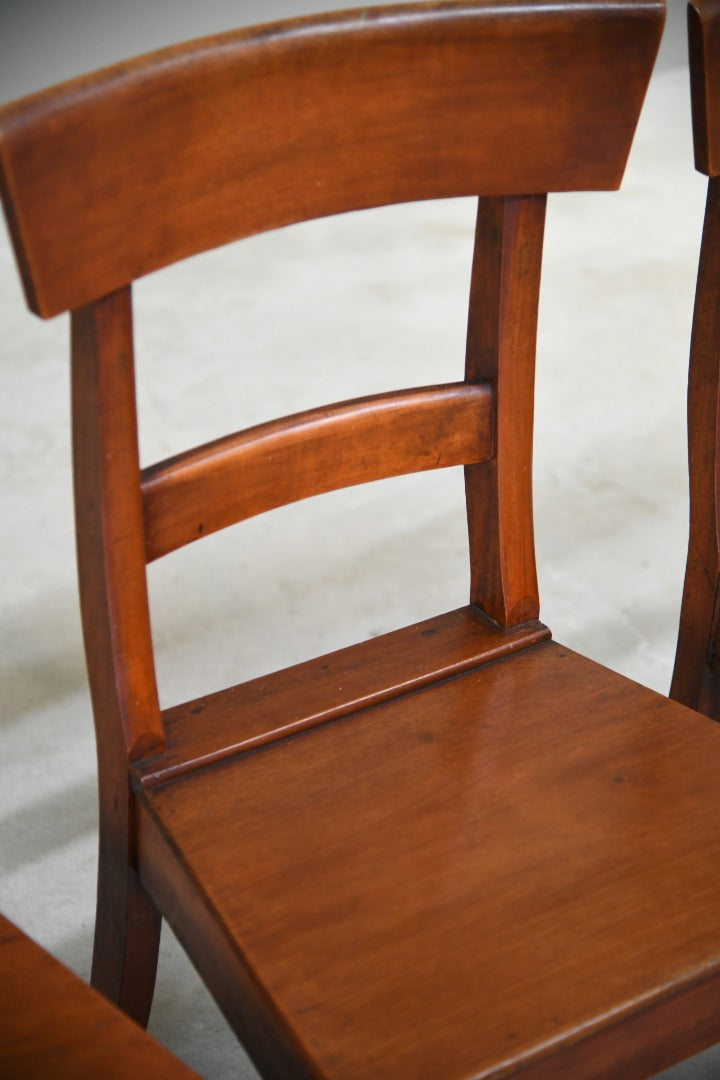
[[1, 1, 719, 1077]]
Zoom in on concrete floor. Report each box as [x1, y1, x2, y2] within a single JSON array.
[[2, 1, 720, 1077]]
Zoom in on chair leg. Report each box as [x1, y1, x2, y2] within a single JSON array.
[[91, 821, 162, 1027]]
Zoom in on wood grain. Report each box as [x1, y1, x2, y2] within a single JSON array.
[[71, 288, 163, 1020], [134, 607, 550, 786], [0, 0, 664, 317], [72, 289, 163, 761], [4, 3, 699, 1077], [464, 195, 546, 626], [142, 383, 492, 561], [0, 913, 197, 1078], [137, 640, 720, 1079], [689, 0, 720, 175]]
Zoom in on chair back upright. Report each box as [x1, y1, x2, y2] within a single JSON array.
[[0, 0, 664, 766], [672, 0, 720, 717]]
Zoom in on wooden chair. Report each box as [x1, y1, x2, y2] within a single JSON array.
[[5, 1, 720, 1076], [672, 0, 720, 722], [0, 911, 198, 1078]]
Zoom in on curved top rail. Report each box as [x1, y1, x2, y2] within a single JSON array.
[[0, 0, 664, 317]]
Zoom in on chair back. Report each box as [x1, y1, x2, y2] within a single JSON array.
[[0, 1, 664, 762], [1, 1, 663, 318]]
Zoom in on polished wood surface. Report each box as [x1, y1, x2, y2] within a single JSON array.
[[464, 194, 546, 626], [688, 0, 720, 175], [138, 642, 720, 1080], [0, 1, 663, 317], [136, 607, 550, 786], [672, 0, 720, 717], [0, 914, 198, 1078], [142, 382, 493, 561], [71, 289, 163, 1020], [14, 2, 720, 1078]]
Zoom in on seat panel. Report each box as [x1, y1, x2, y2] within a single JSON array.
[[0, 913, 198, 1079], [137, 642, 720, 1079]]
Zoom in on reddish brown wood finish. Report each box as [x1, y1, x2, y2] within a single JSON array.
[[688, 0, 720, 175], [15, 3, 720, 1079], [0, 1, 663, 318], [670, 179, 720, 715], [671, 0, 720, 716], [0, 913, 198, 1078], [71, 289, 163, 1022], [464, 195, 546, 626], [135, 607, 550, 786], [143, 382, 493, 561], [137, 643, 720, 1080]]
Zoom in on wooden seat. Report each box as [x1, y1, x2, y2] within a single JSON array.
[[139, 625, 720, 1079], [6, 1, 720, 1076], [0, 912, 198, 1078]]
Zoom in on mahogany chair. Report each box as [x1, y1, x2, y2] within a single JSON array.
[[672, 0, 720, 720], [4, 1, 720, 1077], [0, 911, 198, 1078]]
